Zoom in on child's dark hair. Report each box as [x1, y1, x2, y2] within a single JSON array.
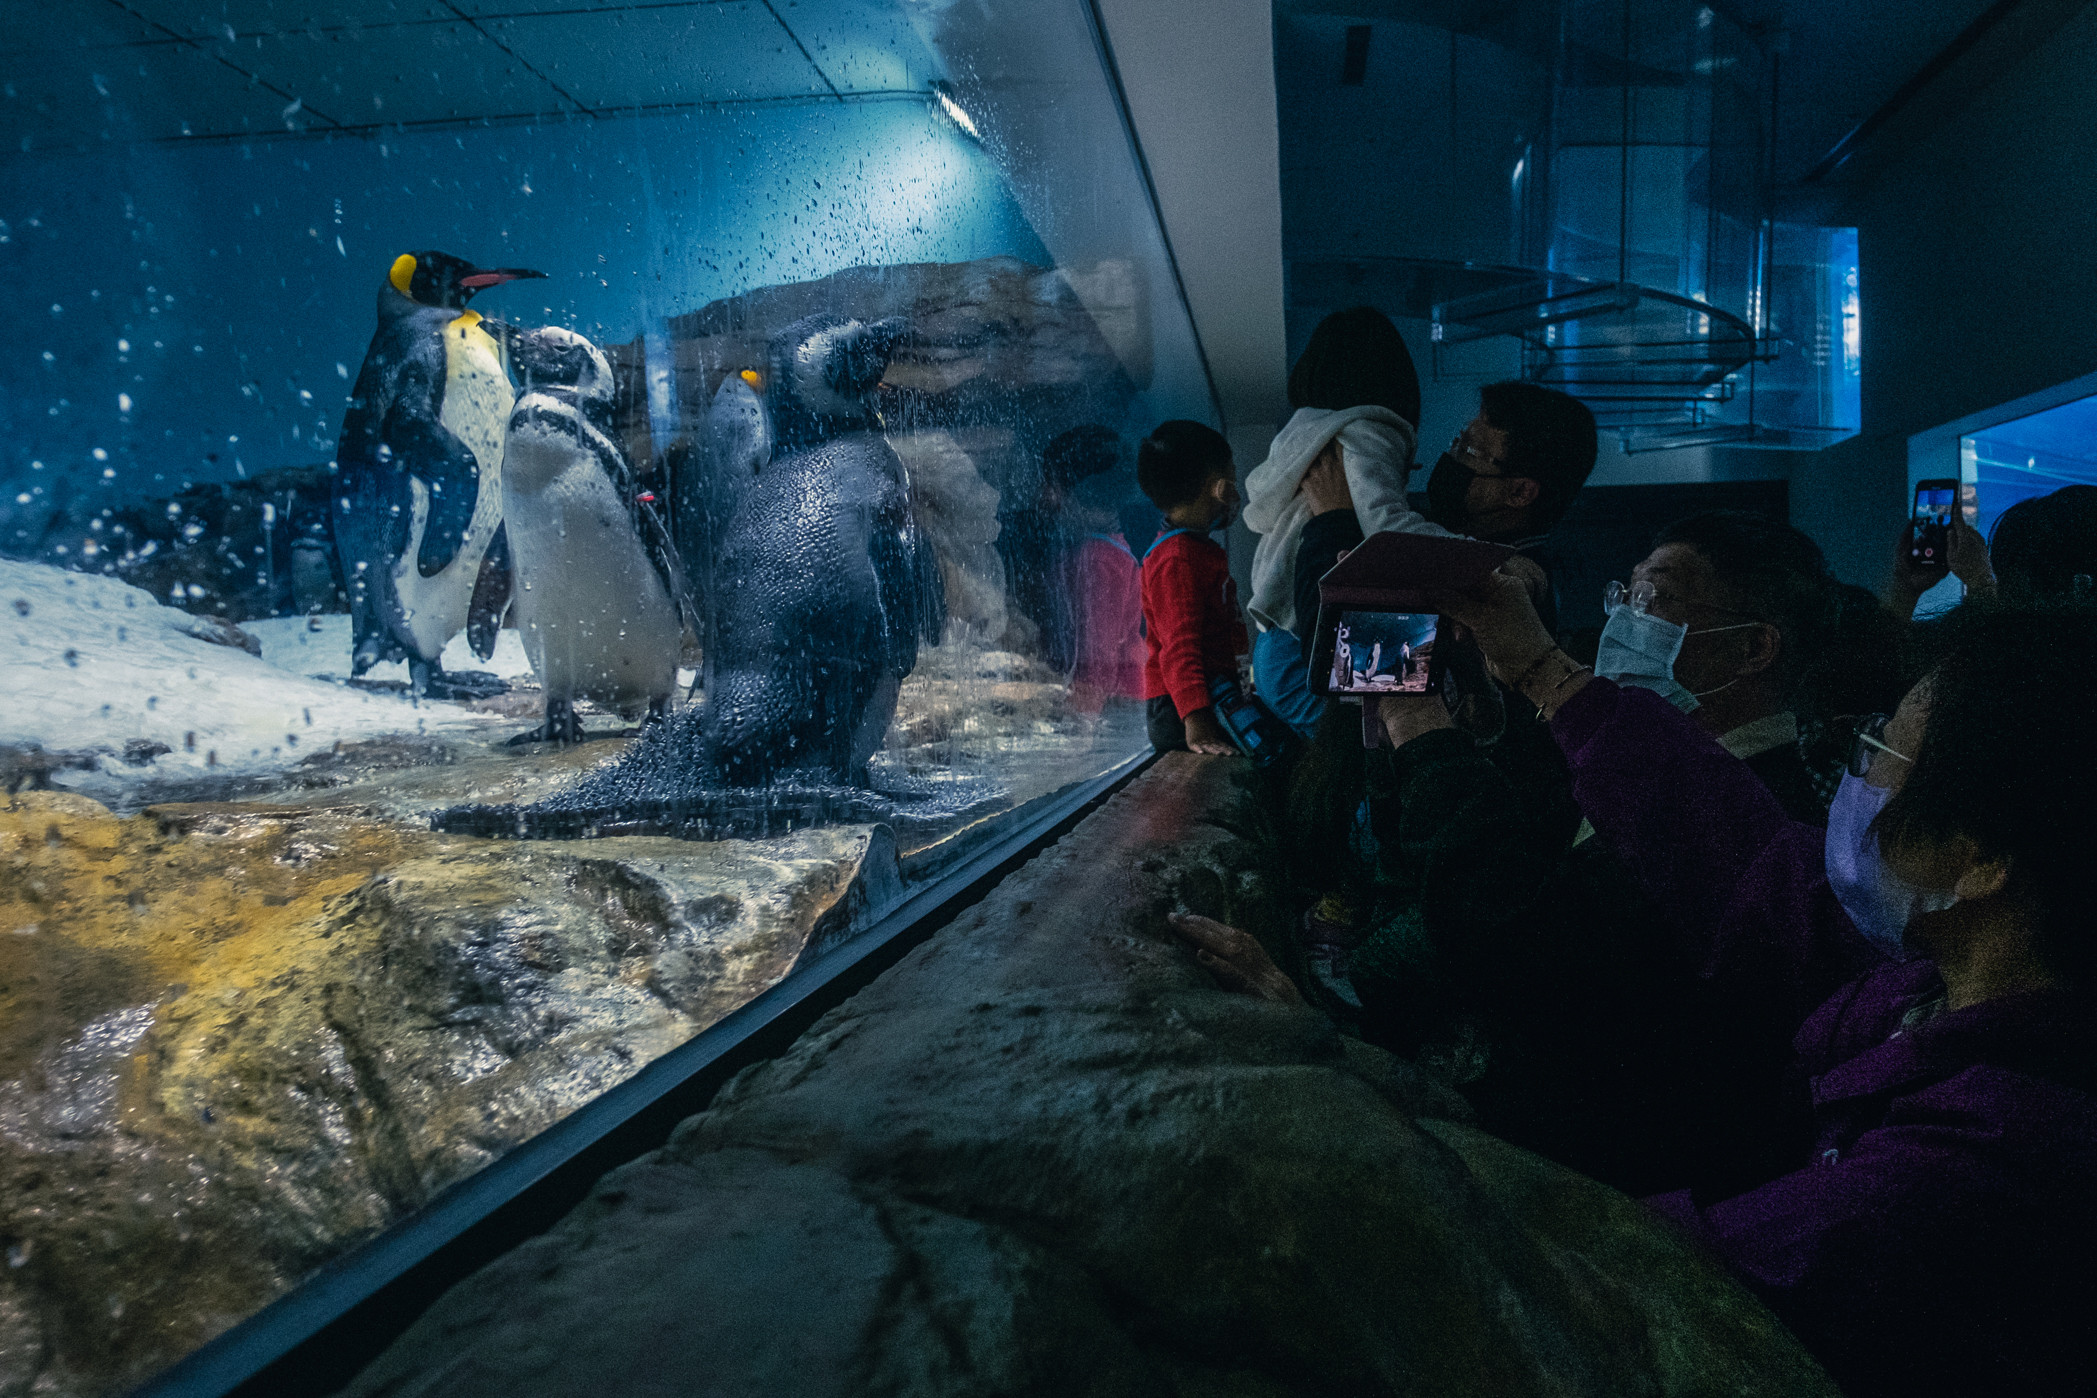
[[1288, 306, 1421, 428], [1876, 601, 2097, 988], [1138, 420, 1232, 511]]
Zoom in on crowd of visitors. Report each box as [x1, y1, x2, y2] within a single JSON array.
[[1016, 306, 2097, 1397]]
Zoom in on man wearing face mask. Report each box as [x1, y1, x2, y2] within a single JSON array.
[[1272, 513, 1841, 1197], [1588, 511, 1833, 824], [1292, 380, 1598, 656]]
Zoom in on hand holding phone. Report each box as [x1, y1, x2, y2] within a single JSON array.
[[1909, 478, 1959, 565]]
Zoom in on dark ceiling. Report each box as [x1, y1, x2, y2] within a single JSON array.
[[4, 1, 934, 148], [1277, 0, 2033, 189]]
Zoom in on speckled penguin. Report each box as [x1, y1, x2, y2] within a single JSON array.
[[672, 367, 774, 680], [332, 249, 544, 696], [500, 326, 696, 744], [700, 314, 943, 783]]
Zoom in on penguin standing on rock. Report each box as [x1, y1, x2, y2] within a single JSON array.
[[333, 250, 544, 698], [502, 326, 696, 745], [690, 313, 944, 785]]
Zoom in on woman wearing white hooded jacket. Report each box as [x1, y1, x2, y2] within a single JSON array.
[[1243, 307, 1445, 734]]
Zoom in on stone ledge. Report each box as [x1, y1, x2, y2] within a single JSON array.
[[344, 754, 1836, 1397]]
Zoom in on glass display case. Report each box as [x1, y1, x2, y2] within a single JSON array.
[[0, 3, 1210, 1391]]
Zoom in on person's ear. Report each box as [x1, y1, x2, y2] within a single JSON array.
[[1504, 476, 1542, 510], [1952, 849, 2013, 902], [1735, 622, 1782, 677]]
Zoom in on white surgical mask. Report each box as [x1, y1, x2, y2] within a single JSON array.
[[1823, 770, 1957, 958], [1593, 606, 1755, 714]]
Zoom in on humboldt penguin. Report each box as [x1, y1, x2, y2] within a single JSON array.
[[502, 326, 696, 744], [332, 249, 544, 697]]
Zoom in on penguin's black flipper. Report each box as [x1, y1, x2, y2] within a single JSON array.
[[383, 374, 485, 579], [466, 522, 512, 661], [632, 491, 704, 647]]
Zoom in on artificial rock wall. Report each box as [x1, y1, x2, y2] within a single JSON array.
[[345, 756, 1835, 1397]]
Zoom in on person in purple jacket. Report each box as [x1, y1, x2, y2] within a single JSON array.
[[1177, 586, 2097, 1397]]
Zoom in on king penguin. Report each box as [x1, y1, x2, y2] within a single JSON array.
[[333, 249, 545, 697], [502, 326, 696, 744]]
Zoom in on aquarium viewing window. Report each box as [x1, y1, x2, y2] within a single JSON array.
[[0, 3, 1212, 1392], [1907, 371, 2097, 616]]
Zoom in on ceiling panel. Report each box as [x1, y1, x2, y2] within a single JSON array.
[[776, 0, 938, 94], [9, 0, 937, 142], [487, 2, 829, 110], [227, 22, 572, 126], [123, 1, 410, 41], [452, 0, 721, 15], [10, 1, 169, 49], [0, 35, 304, 146]]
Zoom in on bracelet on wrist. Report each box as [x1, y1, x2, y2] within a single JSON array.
[[1506, 647, 1560, 693], [1545, 662, 1592, 698]]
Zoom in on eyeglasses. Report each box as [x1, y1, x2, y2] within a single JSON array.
[[1603, 578, 1767, 625], [1447, 434, 1509, 474], [1846, 713, 1915, 778]]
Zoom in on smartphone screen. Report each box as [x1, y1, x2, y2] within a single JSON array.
[[1325, 610, 1436, 695], [1910, 480, 1957, 562]]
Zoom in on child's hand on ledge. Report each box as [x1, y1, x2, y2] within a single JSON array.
[[1182, 707, 1238, 756]]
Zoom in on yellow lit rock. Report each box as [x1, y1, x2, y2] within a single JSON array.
[[0, 791, 881, 1398]]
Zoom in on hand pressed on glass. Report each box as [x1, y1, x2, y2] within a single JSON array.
[[1168, 912, 1304, 1004]]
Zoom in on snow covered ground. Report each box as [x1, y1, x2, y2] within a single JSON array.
[[241, 613, 538, 684], [2, 559, 514, 789]]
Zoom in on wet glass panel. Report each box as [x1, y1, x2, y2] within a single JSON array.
[[0, 2, 1209, 1390]]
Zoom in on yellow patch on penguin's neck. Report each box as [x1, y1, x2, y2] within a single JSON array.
[[450, 308, 484, 335]]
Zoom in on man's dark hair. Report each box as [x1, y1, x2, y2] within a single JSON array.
[[1653, 510, 1835, 695], [1479, 381, 1598, 527], [1989, 485, 2097, 601], [1042, 424, 1122, 493], [1288, 306, 1421, 428], [1137, 420, 1232, 511], [1877, 602, 2097, 988]]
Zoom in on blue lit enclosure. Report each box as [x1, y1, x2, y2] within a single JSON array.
[[1960, 392, 2097, 544], [0, 4, 1208, 1393]]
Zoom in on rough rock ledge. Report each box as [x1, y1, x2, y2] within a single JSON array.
[[344, 755, 1837, 1397]]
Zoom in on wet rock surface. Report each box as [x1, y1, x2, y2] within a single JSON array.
[[346, 756, 1836, 1398], [0, 791, 883, 1398]]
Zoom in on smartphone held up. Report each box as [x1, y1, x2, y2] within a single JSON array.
[[1909, 478, 1958, 564]]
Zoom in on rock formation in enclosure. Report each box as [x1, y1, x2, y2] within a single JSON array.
[[346, 757, 1839, 1398], [0, 790, 886, 1398]]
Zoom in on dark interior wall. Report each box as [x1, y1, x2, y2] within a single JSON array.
[[1786, 1, 2097, 590]]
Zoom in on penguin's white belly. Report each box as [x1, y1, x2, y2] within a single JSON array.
[[505, 440, 680, 712], [394, 316, 512, 661]]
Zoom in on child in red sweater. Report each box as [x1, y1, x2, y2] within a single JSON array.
[[1136, 421, 1248, 755]]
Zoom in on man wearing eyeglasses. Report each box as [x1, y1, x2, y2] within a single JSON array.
[[1293, 381, 1599, 653], [1588, 511, 1834, 826]]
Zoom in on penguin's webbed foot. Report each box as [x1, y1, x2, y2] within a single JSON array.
[[411, 660, 510, 701], [506, 698, 588, 747]]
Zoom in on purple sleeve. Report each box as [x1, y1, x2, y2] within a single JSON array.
[[1551, 680, 1879, 1014], [1644, 1111, 2032, 1393]]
